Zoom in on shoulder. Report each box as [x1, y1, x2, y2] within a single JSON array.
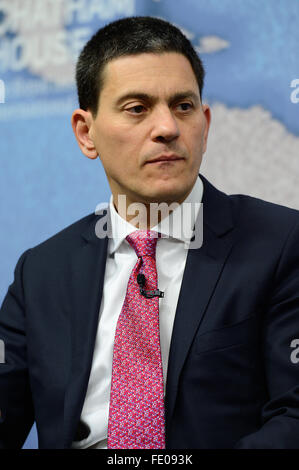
[[200, 174, 299, 244], [22, 211, 102, 265], [229, 193, 299, 234], [225, 194, 299, 263], [230, 191, 299, 220], [200, 175, 299, 242]]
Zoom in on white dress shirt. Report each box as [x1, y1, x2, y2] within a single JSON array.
[[71, 176, 203, 449]]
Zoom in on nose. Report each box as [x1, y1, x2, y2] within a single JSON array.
[[150, 106, 180, 143]]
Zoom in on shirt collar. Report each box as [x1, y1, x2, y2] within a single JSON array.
[[108, 175, 203, 255]]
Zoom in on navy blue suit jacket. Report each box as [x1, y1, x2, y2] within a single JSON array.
[[1, 174, 299, 449]]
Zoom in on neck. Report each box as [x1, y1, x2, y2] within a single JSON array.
[[114, 197, 182, 230]]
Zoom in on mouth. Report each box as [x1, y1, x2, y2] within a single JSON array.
[[146, 154, 185, 164]]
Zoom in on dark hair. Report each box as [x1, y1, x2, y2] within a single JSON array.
[[76, 16, 205, 116]]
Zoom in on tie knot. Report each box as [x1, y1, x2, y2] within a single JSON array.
[[126, 230, 159, 259]]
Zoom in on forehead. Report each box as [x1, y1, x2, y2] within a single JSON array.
[[100, 52, 199, 102]]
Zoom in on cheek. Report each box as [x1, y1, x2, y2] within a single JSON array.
[[96, 122, 140, 157], [95, 124, 122, 153], [183, 125, 205, 152], [96, 126, 142, 178]]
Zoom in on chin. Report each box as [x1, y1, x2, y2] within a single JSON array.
[[143, 186, 189, 204]]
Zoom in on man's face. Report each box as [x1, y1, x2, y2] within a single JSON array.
[[88, 52, 211, 207]]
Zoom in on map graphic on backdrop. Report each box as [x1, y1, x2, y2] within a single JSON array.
[[0, 0, 299, 449]]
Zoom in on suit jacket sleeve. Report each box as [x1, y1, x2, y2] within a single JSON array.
[[234, 219, 299, 449], [0, 249, 35, 449]]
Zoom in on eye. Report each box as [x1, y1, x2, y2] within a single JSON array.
[[177, 102, 193, 111], [125, 105, 146, 114]]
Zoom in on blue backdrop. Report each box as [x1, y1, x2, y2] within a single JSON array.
[[0, 0, 298, 449]]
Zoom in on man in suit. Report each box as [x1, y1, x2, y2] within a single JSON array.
[[1, 16, 299, 449]]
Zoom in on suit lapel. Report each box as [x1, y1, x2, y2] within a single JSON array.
[[62, 176, 236, 447], [165, 175, 236, 432], [64, 211, 109, 448]]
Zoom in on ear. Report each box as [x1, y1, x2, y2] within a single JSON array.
[[202, 103, 211, 154], [71, 109, 98, 160]]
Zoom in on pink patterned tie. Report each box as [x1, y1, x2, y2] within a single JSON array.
[[107, 230, 165, 449]]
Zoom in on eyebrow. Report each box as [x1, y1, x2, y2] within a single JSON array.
[[115, 90, 200, 107]]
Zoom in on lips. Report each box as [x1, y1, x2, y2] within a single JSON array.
[[146, 154, 185, 164]]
